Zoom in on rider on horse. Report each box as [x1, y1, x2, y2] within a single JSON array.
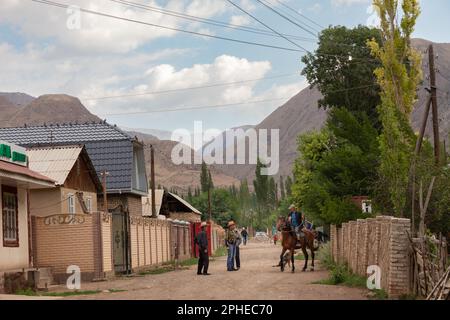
[[287, 204, 302, 239]]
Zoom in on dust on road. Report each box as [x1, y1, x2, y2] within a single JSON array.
[[57, 242, 367, 300]]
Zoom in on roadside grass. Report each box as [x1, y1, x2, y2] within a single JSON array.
[[139, 264, 175, 275], [311, 243, 388, 300], [367, 289, 389, 300], [212, 246, 227, 258], [138, 257, 199, 276], [15, 288, 102, 297]]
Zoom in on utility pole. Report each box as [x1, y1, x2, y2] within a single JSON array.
[[101, 171, 110, 212], [208, 186, 212, 222], [429, 44, 440, 166], [150, 145, 157, 218]]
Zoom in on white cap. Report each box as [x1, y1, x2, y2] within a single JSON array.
[[201, 221, 207, 227], [289, 204, 296, 210]]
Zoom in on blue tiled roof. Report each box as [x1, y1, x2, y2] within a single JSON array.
[[0, 122, 147, 194]]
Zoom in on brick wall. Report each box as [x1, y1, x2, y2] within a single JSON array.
[[331, 216, 411, 298], [128, 217, 192, 271], [169, 212, 201, 223], [98, 194, 143, 217], [32, 212, 113, 283]]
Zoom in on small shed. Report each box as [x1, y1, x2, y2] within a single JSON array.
[[142, 190, 202, 223]]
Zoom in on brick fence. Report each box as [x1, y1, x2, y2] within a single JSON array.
[[32, 212, 113, 283], [330, 216, 411, 298], [129, 217, 192, 271]]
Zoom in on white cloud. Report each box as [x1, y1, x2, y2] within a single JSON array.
[[230, 15, 251, 27], [0, 0, 244, 54], [331, 0, 371, 6]]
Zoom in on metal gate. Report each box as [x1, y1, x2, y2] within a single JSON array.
[[112, 207, 130, 274]]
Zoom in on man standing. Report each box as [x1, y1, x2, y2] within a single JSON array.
[[241, 227, 248, 245], [225, 220, 238, 271], [195, 222, 210, 275]]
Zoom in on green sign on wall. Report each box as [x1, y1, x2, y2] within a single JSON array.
[[0, 141, 27, 166]]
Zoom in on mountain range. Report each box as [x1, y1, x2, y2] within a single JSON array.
[[0, 39, 449, 192]]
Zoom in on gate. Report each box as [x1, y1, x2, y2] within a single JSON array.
[[112, 206, 131, 274]]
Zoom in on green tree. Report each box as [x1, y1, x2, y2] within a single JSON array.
[[368, 0, 422, 217], [285, 176, 293, 197], [200, 161, 210, 193], [302, 25, 383, 128], [279, 176, 286, 200], [190, 189, 238, 227]]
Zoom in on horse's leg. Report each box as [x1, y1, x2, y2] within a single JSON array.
[[280, 247, 287, 272], [310, 247, 315, 271], [302, 243, 308, 271], [291, 248, 295, 273]]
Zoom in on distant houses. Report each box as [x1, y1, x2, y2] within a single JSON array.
[[0, 122, 209, 292]]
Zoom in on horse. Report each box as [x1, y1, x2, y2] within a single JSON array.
[[276, 216, 317, 273]]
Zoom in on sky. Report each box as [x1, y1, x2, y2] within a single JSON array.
[[0, 0, 449, 135]]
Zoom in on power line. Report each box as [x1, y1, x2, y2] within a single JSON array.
[[273, 0, 325, 29], [98, 97, 291, 116], [261, 0, 321, 34], [110, 0, 316, 43], [254, 0, 318, 37], [98, 83, 379, 116], [82, 73, 298, 101], [225, 0, 309, 52], [31, 0, 304, 53]]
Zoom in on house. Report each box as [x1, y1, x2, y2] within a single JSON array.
[[0, 122, 148, 274], [142, 189, 202, 223], [25, 145, 112, 283], [0, 140, 54, 293], [27, 145, 102, 217]]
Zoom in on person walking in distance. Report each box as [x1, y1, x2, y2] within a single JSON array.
[[226, 220, 238, 271], [241, 227, 248, 245], [195, 222, 210, 275]]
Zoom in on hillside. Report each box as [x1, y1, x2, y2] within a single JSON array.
[[128, 131, 240, 193], [5, 94, 101, 127], [211, 39, 450, 182]]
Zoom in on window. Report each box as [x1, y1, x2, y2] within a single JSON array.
[[2, 186, 18, 247], [68, 194, 75, 214], [85, 197, 92, 213]]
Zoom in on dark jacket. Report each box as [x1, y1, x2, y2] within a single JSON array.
[[241, 229, 248, 237], [195, 230, 208, 250]]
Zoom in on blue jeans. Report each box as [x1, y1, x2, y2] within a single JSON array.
[[227, 244, 236, 270]]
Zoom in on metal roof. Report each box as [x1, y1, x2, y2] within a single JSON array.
[[168, 192, 202, 215], [0, 160, 55, 188], [142, 190, 202, 217], [0, 122, 147, 194], [0, 122, 133, 145], [27, 146, 83, 185]]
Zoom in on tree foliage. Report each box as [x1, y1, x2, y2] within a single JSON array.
[[367, 0, 422, 217], [302, 25, 383, 128]]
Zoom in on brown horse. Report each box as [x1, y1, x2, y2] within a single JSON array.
[[276, 216, 317, 272]]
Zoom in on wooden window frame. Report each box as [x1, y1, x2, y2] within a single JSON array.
[[68, 193, 75, 214], [85, 196, 92, 213], [2, 185, 19, 248]]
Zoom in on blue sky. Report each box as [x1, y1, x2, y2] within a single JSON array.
[[0, 0, 449, 135]]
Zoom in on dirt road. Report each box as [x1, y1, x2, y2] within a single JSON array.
[[52, 242, 368, 300]]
